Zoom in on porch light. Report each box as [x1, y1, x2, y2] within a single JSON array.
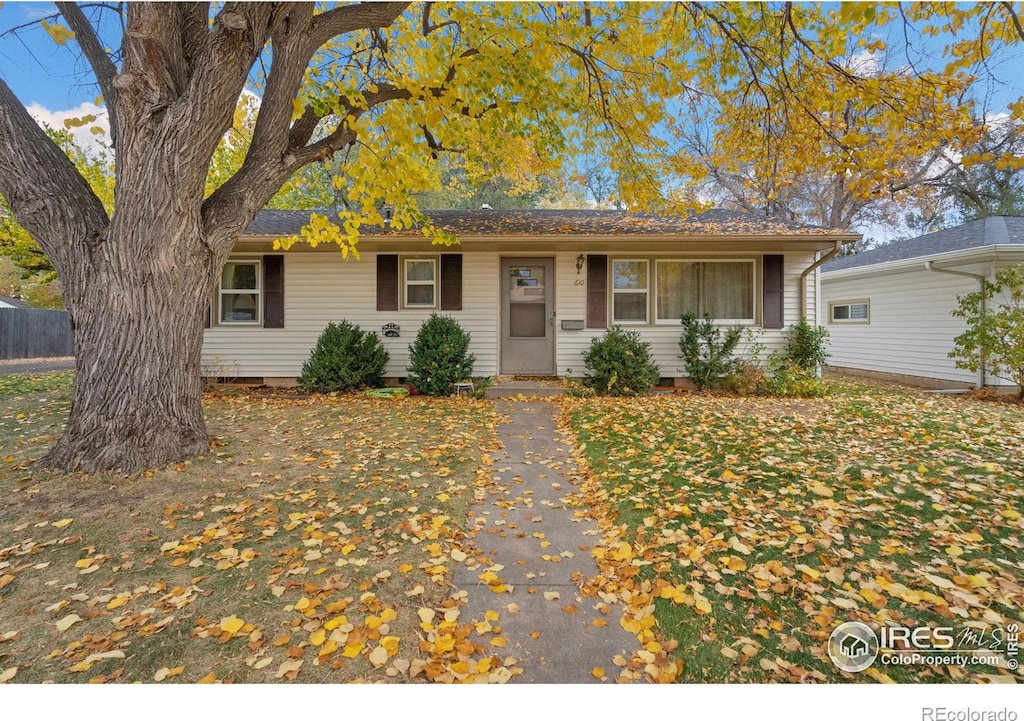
[[576, 253, 585, 275]]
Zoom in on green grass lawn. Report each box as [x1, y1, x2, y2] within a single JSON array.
[[3, 372, 1022, 684], [562, 380, 1024, 684], [0, 372, 506, 683]]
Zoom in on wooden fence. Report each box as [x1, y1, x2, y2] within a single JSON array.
[[0, 308, 74, 360]]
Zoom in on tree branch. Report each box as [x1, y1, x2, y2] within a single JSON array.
[[0, 77, 108, 278], [1001, 1, 1024, 42], [56, 2, 120, 144], [178, 2, 211, 78], [422, 2, 458, 36], [309, 2, 410, 48]]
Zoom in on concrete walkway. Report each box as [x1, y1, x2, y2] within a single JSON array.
[[454, 398, 640, 683], [0, 357, 74, 375]]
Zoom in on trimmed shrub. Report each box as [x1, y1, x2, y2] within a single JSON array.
[[582, 326, 661, 396], [407, 314, 476, 396], [782, 318, 830, 370], [298, 320, 389, 392], [679, 313, 742, 390]]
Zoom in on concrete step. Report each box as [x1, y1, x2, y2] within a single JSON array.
[[484, 377, 567, 399]]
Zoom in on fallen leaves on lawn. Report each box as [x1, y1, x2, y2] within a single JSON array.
[[563, 385, 1024, 683], [0, 393, 518, 683]]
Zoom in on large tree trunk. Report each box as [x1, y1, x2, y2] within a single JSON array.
[[39, 219, 218, 473], [0, 2, 409, 474]]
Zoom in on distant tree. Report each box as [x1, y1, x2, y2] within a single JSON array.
[[930, 119, 1024, 223]]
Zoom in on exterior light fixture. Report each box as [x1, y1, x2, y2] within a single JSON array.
[[576, 253, 585, 275]]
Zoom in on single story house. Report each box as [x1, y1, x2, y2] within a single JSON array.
[[821, 215, 1024, 389], [202, 208, 859, 384]]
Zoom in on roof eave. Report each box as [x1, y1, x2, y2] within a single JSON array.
[[822, 244, 1024, 280], [235, 231, 859, 254]]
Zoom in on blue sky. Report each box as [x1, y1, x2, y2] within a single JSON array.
[[0, 2, 101, 108]]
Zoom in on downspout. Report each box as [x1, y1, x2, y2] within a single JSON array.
[[924, 261, 986, 389], [800, 240, 844, 321]]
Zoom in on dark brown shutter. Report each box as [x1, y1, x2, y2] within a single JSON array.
[[586, 255, 608, 329], [376, 254, 399, 311], [263, 255, 285, 328], [762, 254, 784, 329], [439, 254, 463, 310], [204, 299, 211, 328]]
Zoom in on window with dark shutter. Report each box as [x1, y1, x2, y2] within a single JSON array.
[[263, 255, 285, 328], [762, 254, 784, 329], [586, 255, 608, 328], [377, 254, 399, 311], [439, 254, 463, 310]]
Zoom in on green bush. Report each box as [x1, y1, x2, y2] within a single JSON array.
[[679, 313, 742, 390], [782, 318, 830, 370], [951, 265, 1024, 398], [582, 326, 661, 396], [765, 362, 828, 398], [297, 320, 389, 392], [407, 314, 476, 396]]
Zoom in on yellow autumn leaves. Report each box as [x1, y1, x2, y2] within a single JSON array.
[[565, 384, 1024, 682]]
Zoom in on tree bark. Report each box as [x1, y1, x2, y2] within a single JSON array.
[[0, 1, 409, 473], [39, 224, 217, 473]]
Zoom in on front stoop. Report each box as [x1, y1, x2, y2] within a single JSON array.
[[484, 378, 567, 399]]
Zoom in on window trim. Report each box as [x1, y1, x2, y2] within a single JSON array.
[[611, 258, 650, 324], [403, 257, 438, 309], [218, 259, 262, 326], [829, 299, 870, 324], [653, 258, 757, 325]]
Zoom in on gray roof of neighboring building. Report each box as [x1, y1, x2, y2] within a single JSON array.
[[0, 295, 28, 308], [823, 216, 1024, 272], [243, 208, 855, 238]]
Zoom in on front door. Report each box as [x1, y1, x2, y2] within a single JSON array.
[[501, 257, 555, 375]]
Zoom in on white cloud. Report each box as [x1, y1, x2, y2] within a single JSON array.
[[25, 101, 110, 158], [845, 50, 883, 77]]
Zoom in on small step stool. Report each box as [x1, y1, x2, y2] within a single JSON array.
[[453, 381, 475, 396]]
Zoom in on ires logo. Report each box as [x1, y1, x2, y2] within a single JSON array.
[[828, 622, 1011, 673]]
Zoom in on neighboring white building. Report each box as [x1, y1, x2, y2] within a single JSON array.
[[203, 208, 858, 384], [0, 296, 27, 308], [821, 216, 1024, 389]]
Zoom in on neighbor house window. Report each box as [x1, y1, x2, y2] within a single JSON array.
[[612, 259, 649, 323], [830, 301, 869, 323], [220, 261, 260, 324], [404, 258, 437, 308], [656, 260, 754, 322]]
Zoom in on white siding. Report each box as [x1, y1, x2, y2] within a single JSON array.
[[554, 250, 820, 377], [204, 249, 823, 380], [822, 261, 1014, 387], [203, 252, 499, 378]]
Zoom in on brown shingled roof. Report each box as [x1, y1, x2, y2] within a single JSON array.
[[244, 208, 855, 238]]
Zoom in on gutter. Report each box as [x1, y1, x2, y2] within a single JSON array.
[[924, 260, 987, 389], [799, 240, 844, 320]]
